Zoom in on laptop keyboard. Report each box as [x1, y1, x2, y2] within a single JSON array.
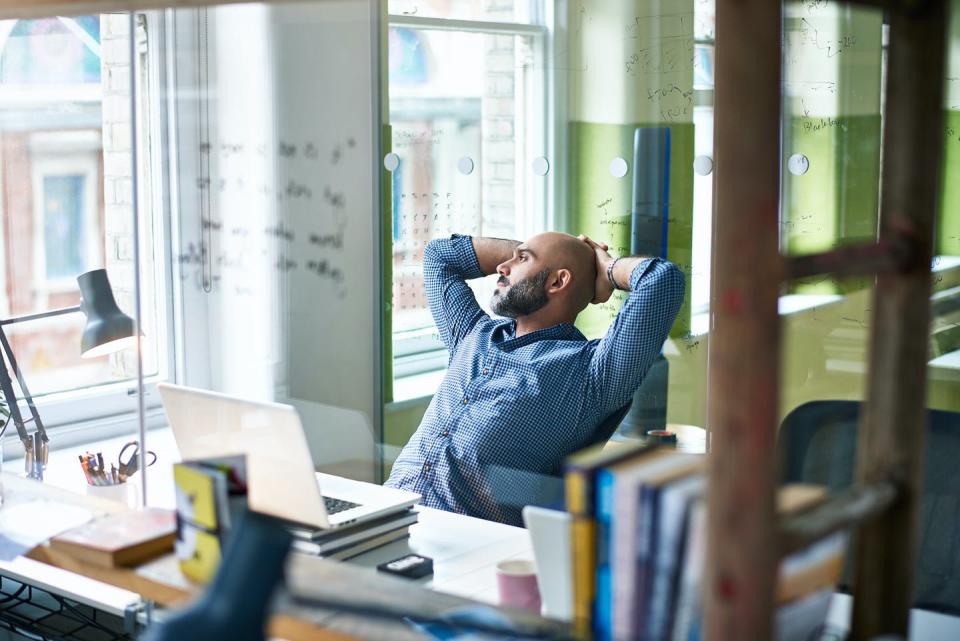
[[324, 496, 361, 516]]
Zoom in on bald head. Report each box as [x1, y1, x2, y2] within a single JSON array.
[[525, 232, 597, 313]]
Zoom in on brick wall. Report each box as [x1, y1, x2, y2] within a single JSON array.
[[100, 14, 152, 378], [480, 24, 517, 240]]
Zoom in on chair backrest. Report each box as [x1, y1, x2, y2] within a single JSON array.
[[779, 400, 960, 615], [587, 401, 633, 448], [485, 402, 635, 522]]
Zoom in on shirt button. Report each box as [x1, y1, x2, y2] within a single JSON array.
[[482, 368, 489, 375], [462, 397, 469, 405], [423, 462, 432, 472], [442, 430, 450, 437]]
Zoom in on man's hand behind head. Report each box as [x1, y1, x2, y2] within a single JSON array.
[[578, 235, 614, 304]]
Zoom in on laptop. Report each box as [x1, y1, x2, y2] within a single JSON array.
[[157, 383, 420, 530]]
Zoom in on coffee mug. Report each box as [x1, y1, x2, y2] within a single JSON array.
[[496, 559, 542, 613]]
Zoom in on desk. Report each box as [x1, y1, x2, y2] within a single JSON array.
[[350, 505, 533, 604], [29, 427, 536, 606], [11, 429, 960, 641], [5, 472, 558, 641], [929, 348, 960, 383], [609, 423, 707, 454]]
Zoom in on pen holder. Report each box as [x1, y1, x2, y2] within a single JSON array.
[[86, 480, 136, 507]]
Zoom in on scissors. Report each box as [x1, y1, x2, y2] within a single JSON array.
[[117, 440, 157, 478]]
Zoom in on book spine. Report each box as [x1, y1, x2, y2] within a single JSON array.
[[566, 468, 595, 636], [593, 469, 616, 641], [671, 502, 705, 641], [612, 477, 641, 641], [632, 485, 657, 641], [661, 502, 694, 640], [645, 488, 686, 641]]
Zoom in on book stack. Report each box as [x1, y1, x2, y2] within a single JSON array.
[[288, 508, 418, 561], [565, 444, 846, 641]]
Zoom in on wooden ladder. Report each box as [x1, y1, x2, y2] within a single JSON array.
[[705, 0, 949, 640]]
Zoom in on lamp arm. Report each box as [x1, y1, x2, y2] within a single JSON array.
[[0, 305, 82, 326], [0, 323, 49, 445], [0, 331, 31, 447]]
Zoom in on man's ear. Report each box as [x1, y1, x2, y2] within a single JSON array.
[[547, 268, 573, 294]]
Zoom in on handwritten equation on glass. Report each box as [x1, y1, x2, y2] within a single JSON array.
[[393, 191, 480, 311], [179, 137, 356, 298]]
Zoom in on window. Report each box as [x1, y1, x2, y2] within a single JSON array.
[[387, 3, 550, 383], [0, 14, 168, 439], [689, 3, 715, 329], [30, 133, 101, 292]]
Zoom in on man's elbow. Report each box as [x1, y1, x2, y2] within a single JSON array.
[[423, 238, 460, 274], [423, 238, 445, 263], [656, 260, 686, 306]]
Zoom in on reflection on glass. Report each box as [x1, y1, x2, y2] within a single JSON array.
[[781, 1, 884, 269], [77, 0, 958, 604], [388, 22, 544, 378]]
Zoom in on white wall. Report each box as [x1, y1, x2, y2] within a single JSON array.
[[172, 1, 381, 482]]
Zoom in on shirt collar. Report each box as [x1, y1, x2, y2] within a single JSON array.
[[491, 319, 586, 350]]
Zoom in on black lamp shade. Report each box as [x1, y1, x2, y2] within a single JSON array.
[[78, 269, 137, 358]]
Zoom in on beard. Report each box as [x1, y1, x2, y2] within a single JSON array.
[[490, 269, 550, 318]]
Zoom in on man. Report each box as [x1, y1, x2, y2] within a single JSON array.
[[385, 232, 684, 526]]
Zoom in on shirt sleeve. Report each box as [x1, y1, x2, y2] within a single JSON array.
[[586, 258, 685, 416], [423, 234, 487, 354]]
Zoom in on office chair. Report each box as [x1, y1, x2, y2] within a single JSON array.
[[589, 401, 634, 447], [778, 400, 960, 615], [485, 402, 634, 523]]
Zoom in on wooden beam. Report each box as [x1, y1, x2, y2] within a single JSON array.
[[705, 0, 781, 639], [784, 240, 912, 282], [852, 1, 947, 639], [778, 482, 898, 557]]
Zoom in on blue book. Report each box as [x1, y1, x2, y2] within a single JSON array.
[[593, 467, 618, 641]]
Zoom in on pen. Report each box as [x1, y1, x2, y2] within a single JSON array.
[[79, 455, 93, 484]]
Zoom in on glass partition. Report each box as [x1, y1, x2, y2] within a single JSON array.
[[3, 0, 955, 627]]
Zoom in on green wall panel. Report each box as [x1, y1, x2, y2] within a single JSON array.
[[568, 121, 694, 340], [783, 114, 882, 293], [941, 110, 960, 256]]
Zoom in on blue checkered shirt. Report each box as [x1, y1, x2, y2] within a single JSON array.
[[385, 235, 684, 525]]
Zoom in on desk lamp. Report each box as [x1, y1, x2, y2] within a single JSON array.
[[0, 268, 137, 480]]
